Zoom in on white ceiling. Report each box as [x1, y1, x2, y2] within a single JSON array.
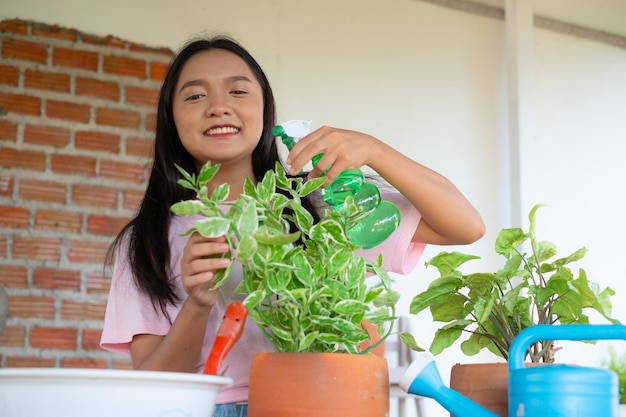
[[472, 0, 626, 38]]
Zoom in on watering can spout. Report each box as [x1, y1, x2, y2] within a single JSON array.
[[399, 354, 500, 417]]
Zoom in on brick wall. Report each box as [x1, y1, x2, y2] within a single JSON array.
[[0, 19, 173, 369]]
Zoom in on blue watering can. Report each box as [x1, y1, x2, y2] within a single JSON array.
[[399, 324, 626, 417]]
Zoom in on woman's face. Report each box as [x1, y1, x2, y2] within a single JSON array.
[[172, 49, 265, 173]]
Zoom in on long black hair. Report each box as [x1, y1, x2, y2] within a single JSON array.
[[107, 36, 319, 316]]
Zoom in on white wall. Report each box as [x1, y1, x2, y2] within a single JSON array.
[[2, 1, 626, 416]]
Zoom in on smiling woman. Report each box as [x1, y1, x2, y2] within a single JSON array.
[[100, 35, 484, 417]]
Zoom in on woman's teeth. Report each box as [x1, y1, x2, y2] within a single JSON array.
[[207, 126, 239, 135]]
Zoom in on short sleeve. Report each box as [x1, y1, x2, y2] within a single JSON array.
[[355, 191, 425, 275]]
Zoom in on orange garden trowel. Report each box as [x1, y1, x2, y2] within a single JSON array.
[[204, 301, 248, 375]]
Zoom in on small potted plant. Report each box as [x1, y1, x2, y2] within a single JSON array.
[[603, 345, 626, 416], [400, 203, 619, 416], [171, 161, 398, 417]]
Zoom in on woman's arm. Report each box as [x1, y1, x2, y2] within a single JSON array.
[[129, 234, 231, 372], [287, 126, 485, 245]]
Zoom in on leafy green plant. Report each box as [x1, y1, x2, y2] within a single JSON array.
[[170, 161, 398, 354], [603, 345, 626, 404], [400, 204, 619, 363]]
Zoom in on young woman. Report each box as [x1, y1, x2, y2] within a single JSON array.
[[101, 36, 485, 417]]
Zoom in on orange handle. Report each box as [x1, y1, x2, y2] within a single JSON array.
[[204, 301, 248, 375]]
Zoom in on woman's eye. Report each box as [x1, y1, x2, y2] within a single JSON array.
[[186, 93, 205, 101], [231, 89, 247, 96]]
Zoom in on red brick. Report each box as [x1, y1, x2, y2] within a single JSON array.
[[103, 55, 146, 79], [123, 188, 145, 210], [0, 64, 19, 86], [0, 326, 26, 347], [0, 264, 28, 287], [46, 99, 90, 123], [61, 358, 107, 368], [95, 107, 141, 128], [0, 205, 29, 228], [75, 130, 120, 153], [24, 69, 70, 92], [75, 77, 120, 101], [0, 175, 13, 196], [0, 120, 18, 141], [31, 22, 78, 42], [126, 137, 153, 157], [19, 179, 66, 203], [53, 47, 98, 71], [87, 273, 111, 294], [0, 92, 41, 115], [0, 19, 28, 34], [82, 328, 104, 350], [9, 296, 55, 318], [61, 299, 106, 321], [145, 112, 157, 132], [129, 43, 172, 56], [33, 267, 80, 291], [6, 357, 56, 368], [150, 61, 170, 81], [100, 159, 146, 183], [72, 185, 117, 208], [0, 237, 6, 258], [125, 86, 159, 108], [51, 154, 97, 175], [12, 236, 60, 260], [34, 209, 82, 233], [2, 38, 47, 63], [30, 327, 78, 350], [67, 240, 109, 264], [0, 147, 46, 170], [23, 124, 70, 147], [87, 215, 130, 236], [82, 35, 126, 49]]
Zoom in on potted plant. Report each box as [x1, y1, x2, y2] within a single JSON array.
[[400, 203, 619, 416], [603, 345, 626, 416], [171, 160, 398, 417]]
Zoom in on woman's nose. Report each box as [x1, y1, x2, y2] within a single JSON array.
[[205, 94, 232, 117]]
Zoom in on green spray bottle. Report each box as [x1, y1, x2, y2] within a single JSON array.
[[272, 120, 400, 249]]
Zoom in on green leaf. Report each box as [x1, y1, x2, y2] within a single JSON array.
[[334, 300, 367, 315], [211, 183, 230, 202], [195, 217, 231, 238], [170, 200, 205, 216], [237, 201, 259, 236], [398, 332, 425, 352], [495, 227, 527, 258], [197, 162, 221, 186], [254, 228, 301, 245], [429, 294, 467, 322], [300, 177, 326, 196], [409, 277, 462, 314], [429, 325, 465, 355], [236, 234, 258, 263], [425, 251, 480, 275]]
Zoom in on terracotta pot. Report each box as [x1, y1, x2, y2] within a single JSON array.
[[248, 352, 389, 417], [449, 362, 508, 417]]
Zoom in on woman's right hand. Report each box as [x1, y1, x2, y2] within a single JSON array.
[[180, 232, 231, 308]]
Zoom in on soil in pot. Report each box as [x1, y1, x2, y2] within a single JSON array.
[[248, 352, 389, 417]]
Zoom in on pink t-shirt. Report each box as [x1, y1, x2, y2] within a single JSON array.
[[100, 191, 424, 404]]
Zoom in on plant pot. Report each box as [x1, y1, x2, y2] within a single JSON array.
[[449, 362, 508, 417], [620, 403, 626, 417], [248, 352, 389, 417], [0, 368, 231, 417]]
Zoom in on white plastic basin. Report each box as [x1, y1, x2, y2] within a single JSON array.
[[0, 368, 232, 417]]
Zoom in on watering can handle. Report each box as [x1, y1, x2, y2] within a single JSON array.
[[509, 324, 626, 371]]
